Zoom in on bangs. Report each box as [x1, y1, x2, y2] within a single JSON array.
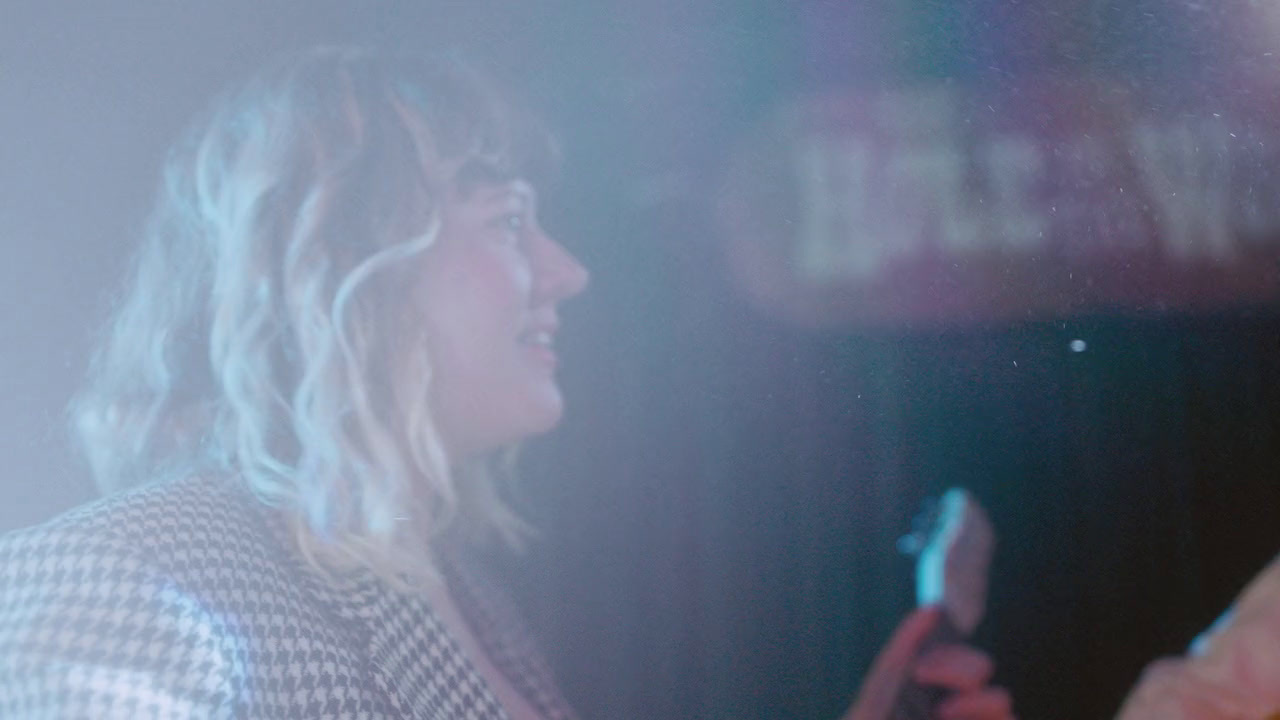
[[382, 51, 562, 195], [452, 120, 561, 196]]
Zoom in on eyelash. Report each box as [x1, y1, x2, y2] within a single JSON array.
[[493, 212, 528, 243]]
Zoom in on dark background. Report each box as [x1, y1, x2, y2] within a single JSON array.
[[3, 2, 1279, 718]]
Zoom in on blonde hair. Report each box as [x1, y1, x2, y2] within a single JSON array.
[[72, 47, 554, 580]]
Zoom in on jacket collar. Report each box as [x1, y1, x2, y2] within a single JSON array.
[[438, 548, 579, 720], [239, 482, 578, 720], [328, 570, 510, 720], [248, 497, 509, 720]]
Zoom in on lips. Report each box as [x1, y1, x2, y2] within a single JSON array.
[[521, 329, 554, 348], [518, 325, 559, 367]]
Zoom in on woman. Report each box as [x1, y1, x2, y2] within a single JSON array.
[[0, 47, 1012, 719]]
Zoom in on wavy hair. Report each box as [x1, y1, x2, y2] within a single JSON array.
[[71, 47, 555, 580]]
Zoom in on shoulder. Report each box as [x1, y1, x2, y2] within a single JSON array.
[[1116, 553, 1280, 720], [0, 475, 278, 593], [0, 476, 298, 718], [1228, 551, 1280, 630]]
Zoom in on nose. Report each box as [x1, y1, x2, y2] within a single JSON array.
[[532, 231, 589, 303]]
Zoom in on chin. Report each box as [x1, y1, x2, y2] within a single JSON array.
[[518, 385, 565, 437], [527, 398, 565, 435]]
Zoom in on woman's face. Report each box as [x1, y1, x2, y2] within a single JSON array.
[[417, 179, 588, 460]]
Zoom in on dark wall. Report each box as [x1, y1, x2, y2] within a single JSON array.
[[523, 276, 1280, 718]]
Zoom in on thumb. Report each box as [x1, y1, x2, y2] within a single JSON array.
[[842, 606, 942, 720]]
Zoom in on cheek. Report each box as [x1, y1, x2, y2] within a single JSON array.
[[419, 250, 530, 365], [463, 254, 531, 315]]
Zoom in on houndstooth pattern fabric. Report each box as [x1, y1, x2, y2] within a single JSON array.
[[438, 555, 576, 720], [0, 475, 578, 720]]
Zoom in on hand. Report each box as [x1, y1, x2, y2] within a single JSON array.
[[840, 606, 1015, 720]]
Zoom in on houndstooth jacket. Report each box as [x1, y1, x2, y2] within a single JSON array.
[[0, 474, 579, 720]]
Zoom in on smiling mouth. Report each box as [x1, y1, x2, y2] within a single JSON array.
[[518, 330, 558, 367], [521, 330, 554, 348]]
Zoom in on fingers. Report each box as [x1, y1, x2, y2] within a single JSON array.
[[913, 644, 995, 690], [842, 609, 1015, 720], [914, 644, 1014, 720], [841, 606, 942, 720], [872, 605, 944, 680], [936, 686, 1015, 720]]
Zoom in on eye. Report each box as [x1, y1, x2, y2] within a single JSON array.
[[489, 211, 530, 246], [501, 212, 526, 232]]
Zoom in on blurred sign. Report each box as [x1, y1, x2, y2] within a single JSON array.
[[717, 72, 1280, 329]]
